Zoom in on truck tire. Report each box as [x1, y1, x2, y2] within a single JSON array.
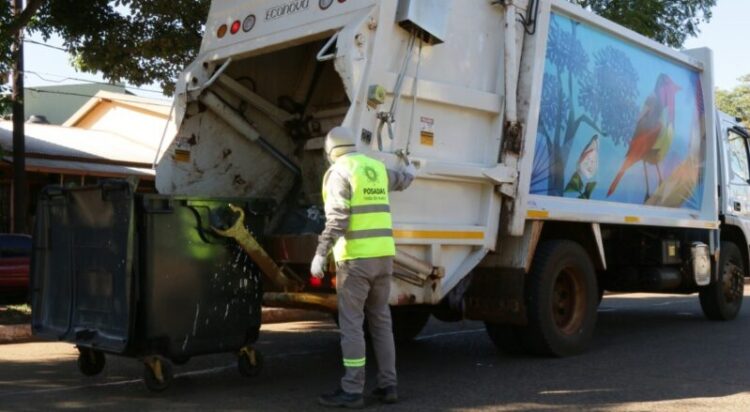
[[332, 307, 431, 342], [517, 240, 598, 357], [390, 307, 430, 342], [699, 241, 745, 321]]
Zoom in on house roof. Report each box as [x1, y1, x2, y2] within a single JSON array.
[[24, 83, 132, 126], [0, 121, 156, 177], [63, 91, 173, 128]]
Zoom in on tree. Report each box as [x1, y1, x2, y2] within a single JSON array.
[[0, 0, 43, 76], [0, 0, 44, 112], [572, 0, 716, 48], [0, 0, 42, 39], [0, 0, 207, 99], [716, 75, 750, 121], [31, 0, 210, 95]]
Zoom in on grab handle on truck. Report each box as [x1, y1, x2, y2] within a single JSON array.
[[187, 58, 232, 92], [316, 32, 339, 62], [376, 112, 396, 151]]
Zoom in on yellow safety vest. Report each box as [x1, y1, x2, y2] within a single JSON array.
[[323, 154, 395, 262]]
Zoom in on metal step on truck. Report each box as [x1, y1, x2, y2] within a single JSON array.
[[36, 0, 748, 368]]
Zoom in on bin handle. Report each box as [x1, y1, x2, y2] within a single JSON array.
[[141, 198, 175, 214], [185, 205, 237, 245]]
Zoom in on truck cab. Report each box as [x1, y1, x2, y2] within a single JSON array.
[[717, 112, 750, 279]]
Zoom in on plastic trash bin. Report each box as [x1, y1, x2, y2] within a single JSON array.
[[31, 181, 273, 391]]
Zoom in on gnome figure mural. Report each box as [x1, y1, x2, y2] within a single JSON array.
[[565, 135, 599, 199]]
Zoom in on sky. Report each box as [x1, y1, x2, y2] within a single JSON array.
[[20, 0, 750, 96], [683, 0, 750, 90], [23, 34, 170, 100]]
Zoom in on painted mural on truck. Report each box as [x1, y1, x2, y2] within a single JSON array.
[[531, 12, 706, 210]]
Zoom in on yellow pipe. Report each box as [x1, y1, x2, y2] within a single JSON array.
[[263, 292, 338, 313], [212, 204, 303, 292]]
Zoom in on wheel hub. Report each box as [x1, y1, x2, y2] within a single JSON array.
[[722, 261, 744, 304], [552, 268, 586, 336]]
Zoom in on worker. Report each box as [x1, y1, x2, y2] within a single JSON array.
[[311, 126, 416, 408]]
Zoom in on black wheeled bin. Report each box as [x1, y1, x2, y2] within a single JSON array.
[[31, 181, 273, 391]]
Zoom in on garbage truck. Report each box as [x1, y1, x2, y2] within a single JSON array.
[[150, 0, 745, 356]]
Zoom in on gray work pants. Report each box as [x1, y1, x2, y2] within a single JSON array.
[[336, 257, 397, 394]]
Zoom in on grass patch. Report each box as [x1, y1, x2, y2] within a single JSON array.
[[0, 303, 31, 325]]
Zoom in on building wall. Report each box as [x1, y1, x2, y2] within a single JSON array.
[[74, 101, 169, 150], [25, 84, 130, 125]]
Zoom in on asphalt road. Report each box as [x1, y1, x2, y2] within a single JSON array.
[[0, 291, 748, 411]]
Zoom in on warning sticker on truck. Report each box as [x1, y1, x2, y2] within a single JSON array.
[[172, 137, 192, 163], [420, 116, 435, 146]]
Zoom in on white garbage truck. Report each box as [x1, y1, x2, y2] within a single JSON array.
[[155, 0, 748, 356]]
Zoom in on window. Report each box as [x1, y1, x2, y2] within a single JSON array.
[[728, 130, 750, 184]]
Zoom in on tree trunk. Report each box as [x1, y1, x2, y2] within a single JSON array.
[[549, 151, 565, 196], [11, 0, 27, 234]]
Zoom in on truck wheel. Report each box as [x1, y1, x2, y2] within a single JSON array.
[[390, 307, 430, 342], [77, 347, 106, 376], [699, 241, 745, 321], [517, 240, 598, 357], [484, 323, 526, 355], [431, 306, 463, 323], [171, 355, 190, 366], [332, 307, 431, 342]]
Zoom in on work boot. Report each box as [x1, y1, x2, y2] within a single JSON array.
[[372, 385, 398, 404], [317, 388, 364, 409]]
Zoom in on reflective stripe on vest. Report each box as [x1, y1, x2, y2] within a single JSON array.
[[323, 154, 395, 262]]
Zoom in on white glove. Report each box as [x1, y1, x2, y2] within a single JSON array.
[[404, 163, 417, 177], [310, 254, 327, 279]]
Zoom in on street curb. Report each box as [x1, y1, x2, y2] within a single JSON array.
[[0, 324, 33, 344], [261, 308, 330, 324]]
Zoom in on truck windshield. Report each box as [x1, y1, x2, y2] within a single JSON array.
[[728, 129, 750, 184]]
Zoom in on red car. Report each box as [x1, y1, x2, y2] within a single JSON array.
[[0, 234, 32, 301]]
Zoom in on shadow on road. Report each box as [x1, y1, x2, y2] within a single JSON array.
[[0, 294, 746, 411], [389, 293, 749, 411]]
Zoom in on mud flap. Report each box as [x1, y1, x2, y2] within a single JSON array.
[[463, 268, 527, 325]]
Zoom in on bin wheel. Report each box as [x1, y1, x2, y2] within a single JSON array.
[[77, 347, 106, 376], [238, 347, 263, 378], [143, 356, 173, 392]]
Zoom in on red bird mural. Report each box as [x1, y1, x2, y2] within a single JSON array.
[[607, 74, 682, 200]]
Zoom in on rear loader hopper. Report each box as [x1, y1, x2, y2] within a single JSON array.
[[156, 0, 472, 336]]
